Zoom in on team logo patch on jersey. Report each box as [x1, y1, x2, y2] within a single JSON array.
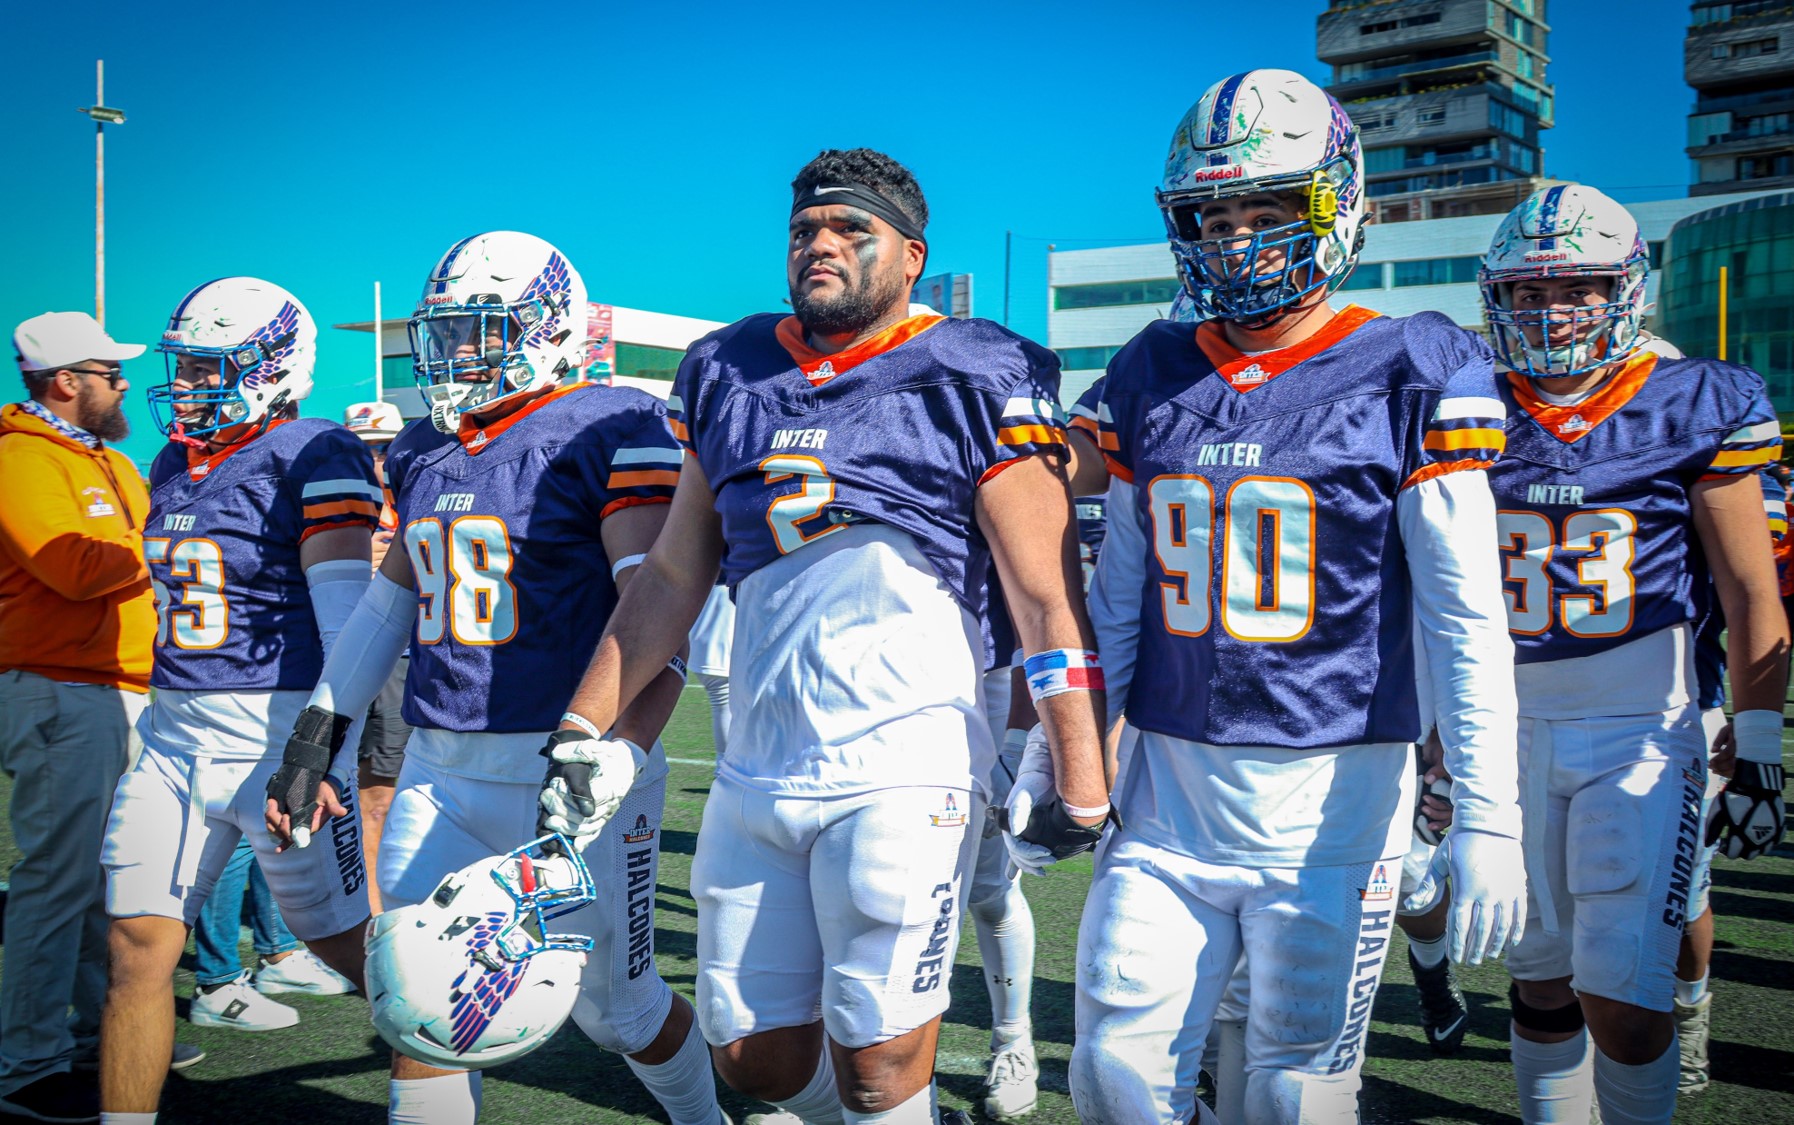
[[1557, 413, 1592, 435], [1359, 863, 1394, 901], [467, 430, 491, 450], [81, 487, 116, 518], [1231, 362, 1270, 386], [929, 794, 968, 828], [622, 814, 656, 844]]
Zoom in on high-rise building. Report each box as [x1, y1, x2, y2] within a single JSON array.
[[1317, 0, 1554, 223], [1686, 2, 1794, 196]]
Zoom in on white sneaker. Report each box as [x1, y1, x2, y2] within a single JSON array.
[[983, 1040, 1038, 1120], [744, 1113, 803, 1124], [254, 951, 356, 996], [190, 977, 299, 1031]]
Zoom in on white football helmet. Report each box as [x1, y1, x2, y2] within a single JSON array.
[[365, 835, 594, 1070], [1157, 69, 1367, 325], [151, 278, 316, 443], [1480, 184, 1650, 380], [409, 231, 588, 433]]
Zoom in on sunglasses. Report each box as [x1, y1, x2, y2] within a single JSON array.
[[68, 364, 125, 389]]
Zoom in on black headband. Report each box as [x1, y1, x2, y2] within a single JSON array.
[[791, 181, 926, 244]]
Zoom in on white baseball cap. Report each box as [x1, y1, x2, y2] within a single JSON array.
[[344, 401, 404, 442], [13, 311, 146, 372]]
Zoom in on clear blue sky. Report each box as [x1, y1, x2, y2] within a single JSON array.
[[2, 0, 1700, 467]]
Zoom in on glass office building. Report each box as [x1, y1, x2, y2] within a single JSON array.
[[1661, 190, 1794, 414]]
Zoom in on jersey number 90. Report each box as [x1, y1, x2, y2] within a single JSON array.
[[405, 516, 519, 645], [1149, 475, 1317, 642]]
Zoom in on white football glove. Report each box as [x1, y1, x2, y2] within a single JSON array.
[[1707, 709, 1786, 861], [538, 731, 647, 847], [1400, 828, 1526, 966], [1000, 724, 1105, 876]]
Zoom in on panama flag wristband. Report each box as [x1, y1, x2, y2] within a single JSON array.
[[1023, 648, 1104, 703]]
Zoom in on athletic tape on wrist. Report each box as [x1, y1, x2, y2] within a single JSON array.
[[561, 712, 604, 740], [1022, 649, 1104, 703], [1732, 709, 1784, 764]]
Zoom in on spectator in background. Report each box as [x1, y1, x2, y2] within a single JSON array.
[[344, 401, 411, 913], [0, 312, 157, 1123]]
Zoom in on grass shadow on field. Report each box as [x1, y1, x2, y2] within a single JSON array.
[[1359, 1072, 1519, 1125]]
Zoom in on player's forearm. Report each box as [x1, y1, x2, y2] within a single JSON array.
[[564, 555, 709, 732], [1397, 471, 1521, 839], [610, 645, 690, 750]]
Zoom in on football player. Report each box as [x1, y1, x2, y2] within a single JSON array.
[[262, 232, 723, 1125], [1474, 184, 1788, 1124], [98, 279, 380, 1123], [547, 148, 1108, 1124], [1060, 70, 1525, 1124]]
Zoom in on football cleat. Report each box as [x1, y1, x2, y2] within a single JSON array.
[[1408, 945, 1469, 1056], [365, 834, 595, 1070], [983, 1039, 1039, 1120]]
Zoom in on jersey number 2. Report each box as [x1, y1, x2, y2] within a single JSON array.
[[405, 516, 519, 645], [144, 537, 228, 649], [1149, 475, 1316, 642]]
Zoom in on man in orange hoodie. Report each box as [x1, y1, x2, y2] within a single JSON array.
[[0, 311, 155, 1124]]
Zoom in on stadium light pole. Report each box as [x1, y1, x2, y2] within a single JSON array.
[[373, 281, 384, 401], [77, 61, 126, 328], [1003, 230, 1012, 327]]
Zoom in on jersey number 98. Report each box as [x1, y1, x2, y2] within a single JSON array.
[[1149, 475, 1317, 642], [405, 516, 519, 645]]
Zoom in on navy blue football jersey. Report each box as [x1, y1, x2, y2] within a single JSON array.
[[145, 419, 381, 692], [1491, 354, 1779, 670], [1098, 307, 1505, 748], [385, 384, 680, 732], [668, 313, 1065, 626], [1077, 495, 1108, 590]]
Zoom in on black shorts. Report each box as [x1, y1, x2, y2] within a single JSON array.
[[358, 657, 411, 781]]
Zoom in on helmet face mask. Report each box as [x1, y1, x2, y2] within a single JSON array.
[[1480, 185, 1649, 381], [1158, 71, 1366, 328], [365, 834, 595, 1070], [151, 279, 315, 444], [410, 232, 587, 433]]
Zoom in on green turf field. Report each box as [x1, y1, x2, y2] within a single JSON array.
[[4, 687, 1793, 1122]]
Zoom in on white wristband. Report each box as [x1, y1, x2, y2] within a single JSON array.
[[1732, 709, 1784, 765], [610, 553, 647, 578], [1063, 800, 1112, 819], [561, 712, 604, 740]]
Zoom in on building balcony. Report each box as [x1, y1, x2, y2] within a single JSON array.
[[1686, 11, 1794, 87], [1332, 48, 1501, 93], [1317, 0, 1501, 65], [1693, 170, 1794, 195]]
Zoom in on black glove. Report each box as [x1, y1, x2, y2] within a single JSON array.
[[267, 706, 353, 846], [1707, 758, 1787, 860], [1008, 793, 1106, 862]]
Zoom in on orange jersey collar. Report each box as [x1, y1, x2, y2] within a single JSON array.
[[183, 417, 290, 480], [1507, 352, 1658, 444], [458, 383, 589, 453], [1195, 305, 1382, 392], [775, 314, 945, 386]]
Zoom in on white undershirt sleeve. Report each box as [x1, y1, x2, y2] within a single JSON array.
[[307, 572, 416, 775], [305, 559, 371, 663], [1397, 469, 1522, 840], [1087, 479, 1145, 729]]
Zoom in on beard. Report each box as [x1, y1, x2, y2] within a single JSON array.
[[790, 261, 910, 338], [75, 383, 130, 442]]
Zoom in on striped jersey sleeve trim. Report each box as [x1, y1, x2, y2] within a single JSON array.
[[1402, 458, 1495, 490], [302, 479, 383, 502], [1433, 396, 1507, 422], [600, 495, 673, 518], [611, 446, 685, 468], [998, 423, 1068, 448], [1724, 420, 1781, 446], [1002, 396, 1066, 424], [606, 469, 681, 489], [1422, 427, 1506, 453], [666, 394, 685, 413], [1709, 444, 1782, 472]]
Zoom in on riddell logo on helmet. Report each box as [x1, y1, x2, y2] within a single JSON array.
[[1524, 251, 1572, 262], [422, 294, 456, 305], [162, 330, 184, 341], [1189, 165, 1245, 183]]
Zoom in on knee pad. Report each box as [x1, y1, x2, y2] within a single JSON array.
[[1509, 982, 1586, 1035], [571, 975, 674, 1055]]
